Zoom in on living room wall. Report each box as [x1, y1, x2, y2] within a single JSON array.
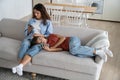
[[0, 0, 32, 21], [33, 0, 120, 21]]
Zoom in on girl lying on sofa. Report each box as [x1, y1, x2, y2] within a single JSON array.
[[12, 33, 108, 76], [31, 34, 107, 62]]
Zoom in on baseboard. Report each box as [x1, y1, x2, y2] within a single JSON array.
[[88, 18, 120, 23]]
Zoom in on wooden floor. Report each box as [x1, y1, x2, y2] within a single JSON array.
[[21, 16, 120, 80], [87, 20, 120, 80]]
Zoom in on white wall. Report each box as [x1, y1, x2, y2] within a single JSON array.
[[89, 0, 120, 21], [53, 0, 120, 21], [33, 0, 120, 21], [33, 0, 50, 6], [0, 0, 32, 21], [103, 0, 120, 21]]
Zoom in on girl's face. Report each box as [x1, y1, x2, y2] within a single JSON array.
[[33, 9, 41, 19], [36, 36, 47, 44]]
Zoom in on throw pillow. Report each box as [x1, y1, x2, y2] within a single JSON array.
[[86, 31, 109, 47]]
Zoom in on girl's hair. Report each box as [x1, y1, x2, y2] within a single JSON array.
[[32, 3, 51, 25], [31, 36, 39, 47]]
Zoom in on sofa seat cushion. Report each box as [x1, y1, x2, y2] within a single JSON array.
[[32, 51, 98, 75], [0, 37, 21, 62]]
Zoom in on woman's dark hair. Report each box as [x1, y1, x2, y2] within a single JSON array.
[[31, 36, 39, 47], [32, 3, 51, 25]]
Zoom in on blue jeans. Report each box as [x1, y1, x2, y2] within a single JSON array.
[[69, 37, 95, 58], [18, 38, 42, 59]]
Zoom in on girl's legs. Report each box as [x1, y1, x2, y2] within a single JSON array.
[[69, 37, 107, 62], [94, 48, 107, 62], [69, 37, 95, 58]]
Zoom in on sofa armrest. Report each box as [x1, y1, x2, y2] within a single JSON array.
[[0, 32, 2, 37]]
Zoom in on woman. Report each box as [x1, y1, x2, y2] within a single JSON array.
[[31, 34, 107, 63], [12, 3, 53, 76]]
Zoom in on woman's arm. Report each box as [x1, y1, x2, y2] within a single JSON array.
[[51, 34, 66, 48], [33, 33, 44, 37], [44, 20, 53, 37], [27, 25, 33, 34], [24, 19, 34, 37]]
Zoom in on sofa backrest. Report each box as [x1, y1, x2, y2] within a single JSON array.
[[53, 26, 106, 45], [0, 18, 25, 41], [0, 18, 106, 45]]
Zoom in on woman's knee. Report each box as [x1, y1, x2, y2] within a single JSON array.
[[26, 44, 42, 57], [21, 39, 31, 47]]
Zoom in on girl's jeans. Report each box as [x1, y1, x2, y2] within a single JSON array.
[[18, 38, 42, 59], [69, 37, 95, 58]]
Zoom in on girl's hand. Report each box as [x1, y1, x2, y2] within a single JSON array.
[[50, 46, 56, 49], [43, 45, 51, 51]]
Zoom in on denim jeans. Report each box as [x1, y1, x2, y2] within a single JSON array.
[[18, 38, 42, 59], [69, 37, 95, 58]]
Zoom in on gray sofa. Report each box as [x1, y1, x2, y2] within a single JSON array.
[[0, 19, 105, 80]]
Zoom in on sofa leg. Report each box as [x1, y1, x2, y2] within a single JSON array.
[[31, 72, 36, 80]]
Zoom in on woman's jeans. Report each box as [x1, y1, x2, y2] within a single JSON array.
[[18, 38, 42, 59], [69, 37, 95, 58]]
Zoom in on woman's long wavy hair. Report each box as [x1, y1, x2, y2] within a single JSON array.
[[32, 3, 51, 25]]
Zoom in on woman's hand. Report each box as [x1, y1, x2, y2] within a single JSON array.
[[33, 33, 44, 37], [28, 26, 33, 34]]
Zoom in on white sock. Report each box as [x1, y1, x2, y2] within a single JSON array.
[[96, 49, 107, 62], [16, 64, 23, 76], [12, 67, 17, 74]]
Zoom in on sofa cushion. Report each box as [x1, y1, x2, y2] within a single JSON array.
[[32, 50, 99, 75], [0, 37, 21, 62]]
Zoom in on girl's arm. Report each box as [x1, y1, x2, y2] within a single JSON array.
[[43, 45, 63, 52], [51, 34, 66, 48]]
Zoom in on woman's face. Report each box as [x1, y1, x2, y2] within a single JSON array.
[[33, 9, 41, 19]]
